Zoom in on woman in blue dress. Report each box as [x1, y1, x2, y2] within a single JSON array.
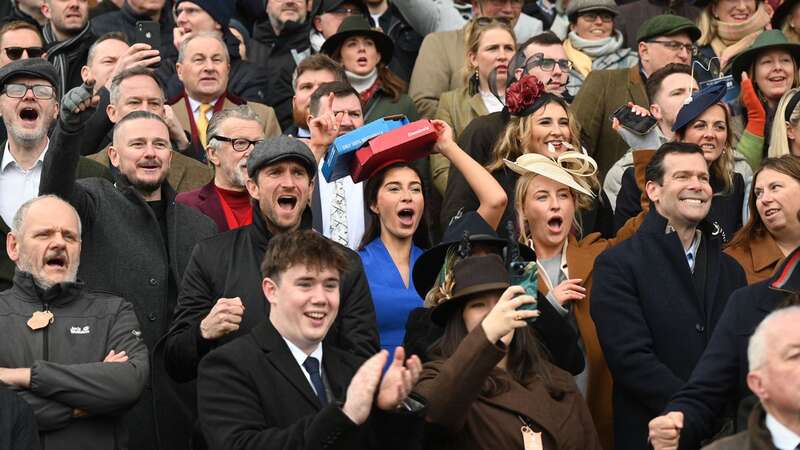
[[358, 120, 508, 358]]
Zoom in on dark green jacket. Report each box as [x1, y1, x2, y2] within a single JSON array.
[[0, 156, 111, 291], [364, 90, 420, 123]]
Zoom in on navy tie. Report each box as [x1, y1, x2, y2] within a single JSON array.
[[302, 356, 328, 406]]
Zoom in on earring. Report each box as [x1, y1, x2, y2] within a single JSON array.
[[469, 69, 480, 95]]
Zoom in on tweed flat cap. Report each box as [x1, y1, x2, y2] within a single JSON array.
[[0, 58, 58, 91], [247, 136, 317, 179]]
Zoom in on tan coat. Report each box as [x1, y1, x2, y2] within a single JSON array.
[[724, 232, 785, 285], [88, 147, 212, 193], [409, 27, 466, 120], [414, 324, 602, 450], [572, 66, 648, 179], [431, 86, 488, 194], [170, 96, 282, 141]]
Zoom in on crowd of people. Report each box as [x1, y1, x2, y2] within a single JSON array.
[[1, 0, 800, 449]]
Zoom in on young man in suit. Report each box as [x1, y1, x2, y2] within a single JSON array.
[[197, 229, 424, 450], [590, 142, 747, 450], [176, 105, 265, 232]]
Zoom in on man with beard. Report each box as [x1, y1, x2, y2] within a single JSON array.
[[0, 59, 108, 291], [284, 53, 345, 139], [39, 83, 217, 450], [176, 105, 265, 232], [163, 135, 379, 384], [41, 0, 96, 96], [169, 32, 280, 162], [0, 194, 148, 450]]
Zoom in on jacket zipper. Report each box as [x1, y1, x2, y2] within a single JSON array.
[[42, 303, 49, 361]]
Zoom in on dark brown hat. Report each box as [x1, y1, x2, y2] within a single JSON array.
[[430, 254, 509, 326]]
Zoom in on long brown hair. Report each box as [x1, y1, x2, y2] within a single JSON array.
[[429, 298, 562, 399], [726, 155, 800, 250], [333, 37, 408, 102]]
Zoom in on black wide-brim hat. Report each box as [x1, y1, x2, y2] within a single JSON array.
[[729, 30, 800, 82], [672, 82, 727, 132], [321, 15, 394, 64], [429, 254, 510, 327], [412, 211, 535, 300]]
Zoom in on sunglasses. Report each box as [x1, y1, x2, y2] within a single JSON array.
[[2, 83, 55, 100], [4, 47, 45, 60]]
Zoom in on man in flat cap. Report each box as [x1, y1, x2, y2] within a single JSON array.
[[0, 58, 108, 291], [572, 14, 701, 178], [164, 136, 379, 384]]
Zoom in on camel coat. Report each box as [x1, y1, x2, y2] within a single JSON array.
[[724, 231, 785, 285]]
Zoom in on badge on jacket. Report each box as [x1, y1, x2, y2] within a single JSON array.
[[27, 310, 54, 330]]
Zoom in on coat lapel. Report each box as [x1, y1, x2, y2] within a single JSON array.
[[172, 97, 192, 134], [255, 323, 322, 409], [468, 93, 488, 117], [627, 66, 649, 108]]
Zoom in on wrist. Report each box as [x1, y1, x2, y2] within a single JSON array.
[[481, 321, 501, 344]]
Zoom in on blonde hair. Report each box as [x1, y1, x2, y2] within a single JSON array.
[[782, 20, 800, 43], [463, 21, 517, 84], [769, 87, 800, 157], [513, 172, 593, 245], [697, 6, 717, 47], [673, 103, 735, 194]]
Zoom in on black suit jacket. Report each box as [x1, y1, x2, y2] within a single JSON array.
[[197, 321, 422, 450], [590, 207, 747, 450]]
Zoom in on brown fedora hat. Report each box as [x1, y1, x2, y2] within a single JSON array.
[[430, 254, 510, 326]]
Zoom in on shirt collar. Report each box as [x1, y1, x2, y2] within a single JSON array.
[[665, 224, 702, 270], [766, 413, 800, 449], [2, 139, 49, 172], [188, 95, 219, 113], [282, 336, 323, 368]]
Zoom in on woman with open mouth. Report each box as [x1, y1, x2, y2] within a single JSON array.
[[507, 149, 645, 450], [613, 82, 747, 244], [693, 0, 771, 82], [431, 17, 516, 195], [357, 119, 508, 367], [321, 15, 419, 124], [444, 73, 611, 240], [562, 0, 638, 97]]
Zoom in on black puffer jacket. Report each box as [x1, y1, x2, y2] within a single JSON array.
[[0, 271, 149, 450]]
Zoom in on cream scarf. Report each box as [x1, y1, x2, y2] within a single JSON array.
[[711, 3, 772, 65]]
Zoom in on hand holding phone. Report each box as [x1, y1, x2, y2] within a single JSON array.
[[505, 222, 538, 324], [135, 21, 161, 67], [609, 104, 657, 135]]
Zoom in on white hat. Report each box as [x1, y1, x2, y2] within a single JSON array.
[[504, 151, 597, 198]]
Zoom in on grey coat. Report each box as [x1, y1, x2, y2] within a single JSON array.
[[39, 120, 218, 450]]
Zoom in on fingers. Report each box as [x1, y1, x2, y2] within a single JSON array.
[[666, 411, 684, 429], [741, 71, 749, 81], [499, 285, 525, 302], [405, 354, 422, 381], [391, 346, 405, 368], [611, 117, 620, 131]]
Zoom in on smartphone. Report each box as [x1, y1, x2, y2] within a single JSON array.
[[509, 260, 538, 324], [135, 21, 161, 52], [609, 105, 657, 135]]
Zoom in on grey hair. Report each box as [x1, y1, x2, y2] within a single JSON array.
[[11, 195, 82, 237], [748, 306, 800, 371], [206, 105, 265, 151], [109, 65, 164, 106], [178, 31, 230, 64]]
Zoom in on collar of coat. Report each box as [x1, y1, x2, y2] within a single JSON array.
[[247, 204, 313, 253], [640, 206, 723, 242], [746, 402, 781, 449], [11, 269, 85, 307]]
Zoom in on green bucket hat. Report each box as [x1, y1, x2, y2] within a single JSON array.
[[320, 15, 394, 65], [636, 14, 701, 43], [729, 30, 800, 82]]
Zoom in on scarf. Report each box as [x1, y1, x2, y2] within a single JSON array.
[[42, 23, 91, 98], [711, 3, 771, 57], [565, 30, 625, 77], [346, 68, 379, 93]]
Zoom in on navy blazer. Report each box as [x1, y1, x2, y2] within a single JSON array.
[[176, 181, 228, 232], [590, 207, 746, 450], [665, 281, 788, 449]]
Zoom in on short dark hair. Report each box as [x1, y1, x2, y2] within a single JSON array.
[[520, 31, 563, 49], [645, 141, 705, 185], [645, 63, 691, 104], [293, 54, 346, 90], [261, 230, 351, 281], [113, 110, 168, 140], [308, 80, 360, 117]]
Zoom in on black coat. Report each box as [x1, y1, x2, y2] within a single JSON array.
[[163, 208, 380, 383], [0, 386, 39, 450], [376, 4, 423, 84], [590, 207, 746, 450], [197, 321, 422, 450], [614, 167, 745, 243], [40, 120, 218, 450], [90, 1, 178, 62], [665, 281, 788, 449]]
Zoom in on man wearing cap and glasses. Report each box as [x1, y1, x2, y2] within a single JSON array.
[[0, 58, 108, 292], [408, 0, 544, 119], [572, 14, 701, 179], [176, 105, 266, 232]]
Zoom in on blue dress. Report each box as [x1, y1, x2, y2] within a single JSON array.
[[358, 238, 424, 359]]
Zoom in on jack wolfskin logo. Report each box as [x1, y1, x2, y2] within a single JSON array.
[[70, 326, 90, 335]]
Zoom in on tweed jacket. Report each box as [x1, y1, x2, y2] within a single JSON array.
[[572, 65, 649, 178], [700, 403, 778, 450], [87, 145, 213, 194]]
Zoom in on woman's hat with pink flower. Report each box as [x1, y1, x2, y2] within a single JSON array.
[[505, 74, 554, 117]]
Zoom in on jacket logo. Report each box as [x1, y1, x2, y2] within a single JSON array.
[[70, 326, 90, 335]]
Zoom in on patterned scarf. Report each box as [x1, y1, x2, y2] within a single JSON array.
[[711, 3, 771, 56]]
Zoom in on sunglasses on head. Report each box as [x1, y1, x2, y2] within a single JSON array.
[[4, 47, 45, 60]]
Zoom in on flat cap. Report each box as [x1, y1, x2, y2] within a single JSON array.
[[566, 0, 618, 20], [0, 58, 58, 91], [636, 14, 701, 43], [247, 136, 317, 179]]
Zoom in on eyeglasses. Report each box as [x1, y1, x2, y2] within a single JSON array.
[[474, 16, 515, 27], [2, 83, 55, 99], [212, 135, 262, 152], [647, 40, 694, 54], [525, 54, 573, 72], [578, 12, 614, 22], [3, 47, 45, 60]]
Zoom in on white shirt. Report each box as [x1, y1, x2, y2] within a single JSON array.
[[766, 413, 800, 450], [480, 91, 505, 114], [317, 162, 365, 251], [0, 141, 48, 226], [187, 96, 218, 123], [282, 337, 325, 396]]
